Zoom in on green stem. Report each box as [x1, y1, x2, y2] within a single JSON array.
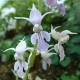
[[38, 0, 43, 13], [23, 67, 30, 80], [11, 70, 18, 80], [23, 40, 38, 80], [16, 74, 18, 80]]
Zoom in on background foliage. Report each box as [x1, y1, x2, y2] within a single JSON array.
[[0, 0, 80, 80]]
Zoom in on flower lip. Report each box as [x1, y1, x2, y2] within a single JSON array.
[[31, 30, 51, 51], [54, 43, 65, 61], [14, 61, 28, 78]]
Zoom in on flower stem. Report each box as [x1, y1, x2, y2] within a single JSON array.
[[16, 74, 18, 80], [38, 0, 43, 13], [11, 69, 18, 80], [23, 40, 38, 80]]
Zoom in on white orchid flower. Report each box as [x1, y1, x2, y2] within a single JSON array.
[[51, 26, 77, 61], [4, 39, 34, 61], [51, 26, 77, 44], [5, 39, 27, 54], [15, 4, 52, 27], [14, 61, 28, 78], [40, 49, 56, 66]]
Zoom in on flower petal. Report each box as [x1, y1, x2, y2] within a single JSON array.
[[17, 62, 25, 78], [22, 61, 28, 70], [29, 4, 42, 25], [41, 52, 55, 59], [44, 0, 57, 8], [61, 30, 77, 35], [15, 17, 30, 22], [31, 33, 38, 44], [42, 12, 52, 19], [54, 44, 65, 61], [14, 61, 20, 71], [54, 44, 59, 53], [16, 40, 26, 54], [51, 26, 61, 40], [44, 58, 51, 66], [4, 48, 15, 52], [41, 53, 51, 66], [29, 4, 41, 19], [59, 35, 69, 44], [37, 35, 49, 51], [57, 0, 64, 5], [42, 59, 47, 70], [41, 31, 51, 41], [17, 69, 25, 79], [58, 4, 65, 15], [59, 44, 65, 61]]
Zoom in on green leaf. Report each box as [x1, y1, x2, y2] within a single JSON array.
[[70, 75, 78, 80], [76, 70, 80, 76], [1, 40, 12, 49], [61, 74, 78, 80], [60, 57, 71, 67], [50, 54, 59, 65], [60, 74, 70, 80]]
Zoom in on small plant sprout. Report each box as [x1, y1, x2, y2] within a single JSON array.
[[44, 0, 65, 15], [51, 26, 77, 61], [15, 4, 51, 27]]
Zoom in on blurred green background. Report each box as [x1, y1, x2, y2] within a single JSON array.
[[0, 0, 80, 80]]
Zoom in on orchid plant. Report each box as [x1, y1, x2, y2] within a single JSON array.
[[4, 0, 77, 80]]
